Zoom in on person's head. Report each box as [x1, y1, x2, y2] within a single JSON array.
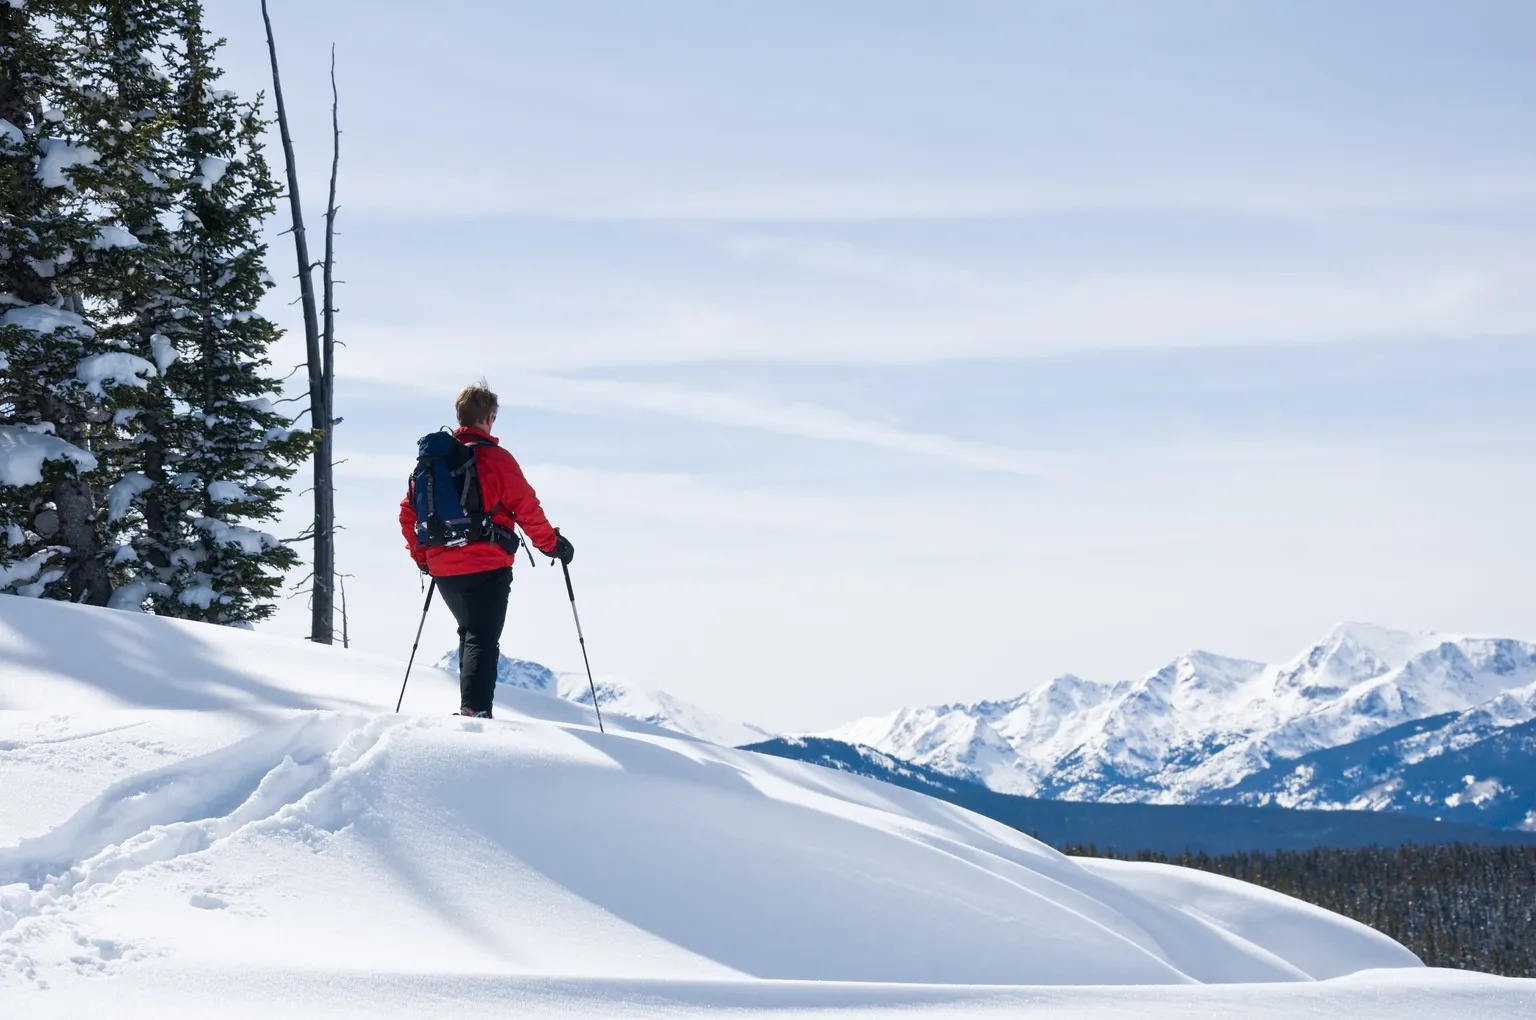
[[455, 381, 499, 432]]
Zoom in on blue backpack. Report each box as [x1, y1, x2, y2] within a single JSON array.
[[412, 431, 513, 550]]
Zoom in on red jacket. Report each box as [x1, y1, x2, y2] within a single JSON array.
[[399, 427, 559, 577]]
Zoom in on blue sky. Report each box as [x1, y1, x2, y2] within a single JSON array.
[[206, 1, 1536, 730]]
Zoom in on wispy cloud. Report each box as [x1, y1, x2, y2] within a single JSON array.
[[332, 457, 1002, 540], [332, 251, 1536, 380], [504, 376, 1071, 479], [329, 168, 1536, 224], [333, 373, 1068, 479], [719, 234, 1536, 344]]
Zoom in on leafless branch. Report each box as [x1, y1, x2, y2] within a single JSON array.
[[264, 0, 332, 644]]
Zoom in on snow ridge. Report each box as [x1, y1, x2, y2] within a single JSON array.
[[434, 648, 774, 746], [558, 670, 775, 748], [1, 595, 1441, 1008]]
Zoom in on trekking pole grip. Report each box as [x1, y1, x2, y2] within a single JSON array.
[[561, 558, 576, 603]]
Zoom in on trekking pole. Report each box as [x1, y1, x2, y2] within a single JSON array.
[[559, 559, 604, 734], [395, 578, 436, 713]]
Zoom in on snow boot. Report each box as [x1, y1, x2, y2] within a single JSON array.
[[457, 708, 493, 719]]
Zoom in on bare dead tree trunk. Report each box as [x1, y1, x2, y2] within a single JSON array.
[[324, 47, 339, 398], [320, 45, 342, 635], [261, 0, 332, 643]]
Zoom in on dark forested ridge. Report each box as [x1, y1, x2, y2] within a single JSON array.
[[1061, 842, 1536, 978], [744, 737, 1536, 853]]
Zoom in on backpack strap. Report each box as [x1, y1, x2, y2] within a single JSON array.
[[456, 460, 478, 516], [454, 438, 517, 550], [456, 438, 489, 515]]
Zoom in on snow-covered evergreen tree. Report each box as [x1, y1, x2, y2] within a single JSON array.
[[1, 0, 166, 604], [120, 0, 308, 623], [3, 1, 306, 622], [86, 0, 187, 611]]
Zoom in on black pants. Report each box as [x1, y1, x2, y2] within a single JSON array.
[[434, 566, 511, 715]]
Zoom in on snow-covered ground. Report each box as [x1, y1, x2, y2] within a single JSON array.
[[2, 598, 1533, 1018]]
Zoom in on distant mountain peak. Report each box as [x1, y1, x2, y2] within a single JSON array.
[[1181, 648, 1266, 671], [1271, 622, 1426, 698], [1325, 620, 1419, 645], [1150, 650, 1266, 694], [435, 650, 556, 695], [1310, 621, 1422, 665]]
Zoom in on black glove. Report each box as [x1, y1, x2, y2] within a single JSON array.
[[547, 532, 574, 566]]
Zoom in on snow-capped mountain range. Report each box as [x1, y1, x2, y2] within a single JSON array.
[[818, 623, 1536, 828], [434, 649, 774, 748]]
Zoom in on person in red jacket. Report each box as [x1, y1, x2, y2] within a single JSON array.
[[399, 383, 573, 718]]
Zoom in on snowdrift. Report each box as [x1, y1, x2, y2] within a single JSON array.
[[2, 597, 1530, 1018]]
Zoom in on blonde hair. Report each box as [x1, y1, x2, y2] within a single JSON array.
[[454, 381, 499, 428]]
